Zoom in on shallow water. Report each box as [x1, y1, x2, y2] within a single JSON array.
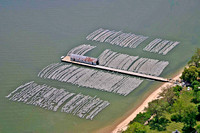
[[0, 0, 200, 132]]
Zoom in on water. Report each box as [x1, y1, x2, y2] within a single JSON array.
[[0, 0, 200, 132]]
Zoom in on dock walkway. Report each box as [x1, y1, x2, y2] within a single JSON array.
[[61, 56, 169, 82]]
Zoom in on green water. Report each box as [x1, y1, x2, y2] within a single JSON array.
[[0, 0, 200, 133]]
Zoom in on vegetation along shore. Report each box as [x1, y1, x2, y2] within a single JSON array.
[[114, 48, 200, 133]]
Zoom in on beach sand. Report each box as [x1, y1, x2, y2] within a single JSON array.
[[112, 72, 182, 133]]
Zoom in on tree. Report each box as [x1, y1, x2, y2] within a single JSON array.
[[158, 86, 176, 105], [148, 116, 170, 131], [182, 105, 198, 132], [188, 48, 200, 67], [196, 104, 200, 121], [192, 80, 200, 88], [173, 85, 182, 92], [193, 91, 200, 104], [145, 99, 168, 118], [196, 91, 200, 102], [181, 66, 199, 83], [195, 124, 200, 133], [173, 85, 182, 97], [130, 112, 151, 124], [192, 81, 200, 103], [193, 85, 200, 93], [171, 98, 186, 123], [171, 113, 182, 122], [124, 122, 147, 133], [171, 99, 185, 116]]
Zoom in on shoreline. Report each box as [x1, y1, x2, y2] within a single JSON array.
[[112, 71, 182, 133]]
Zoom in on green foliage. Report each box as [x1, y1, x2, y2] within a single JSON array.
[[195, 124, 200, 133], [192, 80, 200, 88], [158, 86, 176, 105], [188, 48, 200, 68], [181, 66, 199, 83], [165, 122, 183, 133], [171, 114, 182, 122], [124, 122, 147, 133], [182, 105, 198, 132], [173, 85, 182, 97], [171, 93, 198, 130], [130, 112, 151, 124], [182, 126, 196, 133], [171, 99, 185, 116], [124, 48, 200, 133], [148, 116, 170, 131], [196, 104, 200, 121], [195, 91, 200, 103], [192, 81, 200, 103], [145, 99, 168, 118], [173, 85, 182, 92], [194, 85, 200, 93]]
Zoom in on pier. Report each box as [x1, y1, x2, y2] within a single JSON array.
[[61, 56, 169, 82]]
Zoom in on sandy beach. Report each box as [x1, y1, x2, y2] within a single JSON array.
[[112, 72, 182, 133]]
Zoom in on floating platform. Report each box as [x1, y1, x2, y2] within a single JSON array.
[[61, 56, 169, 82]]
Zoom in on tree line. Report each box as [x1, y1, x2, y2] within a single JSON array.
[[124, 48, 200, 133]]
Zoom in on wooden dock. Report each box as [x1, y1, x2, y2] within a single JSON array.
[[61, 56, 169, 82]]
